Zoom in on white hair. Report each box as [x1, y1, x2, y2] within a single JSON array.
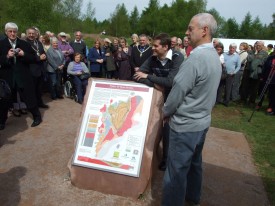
[[229, 43, 237, 48], [5, 22, 18, 31], [51, 37, 58, 43], [194, 13, 217, 37]]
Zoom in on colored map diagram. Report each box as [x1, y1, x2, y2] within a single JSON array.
[[73, 80, 153, 177], [96, 95, 144, 157]]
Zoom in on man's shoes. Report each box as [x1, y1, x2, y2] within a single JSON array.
[[185, 201, 200, 206], [38, 104, 49, 109], [20, 109, 28, 114], [57, 96, 64, 99], [158, 161, 167, 171], [0, 124, 5, 130], [12, 109, 21, 117], [31, 118, 42, 127]]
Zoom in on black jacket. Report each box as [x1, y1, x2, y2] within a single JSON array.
[[0, 37, 37, 108]]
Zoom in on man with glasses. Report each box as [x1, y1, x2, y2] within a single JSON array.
[[0, 22, 42, 130]]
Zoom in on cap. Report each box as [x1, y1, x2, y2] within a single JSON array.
[[104, 38, 112, 44], [59, 32, 66, 37]]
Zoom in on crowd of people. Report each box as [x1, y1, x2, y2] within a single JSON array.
[[213, 38, 275, 115], [0, 21, 194, 131], [0, 14, 274, 206]]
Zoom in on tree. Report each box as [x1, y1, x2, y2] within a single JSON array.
[[3, 0, 59, 33], [137, 0, 160, 36], [208, 8, 226, 38], [129, 6, 140, 33], [239, 12, 253, 39], [109, 4, 131, 37], [224, 18, 239, 39], [82, 0, 95, 20], [250, 17, 264, 39], [81, 0, 96, 34]]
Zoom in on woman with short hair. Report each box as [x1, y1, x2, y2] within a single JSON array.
[[46, 37, 65, 100], [67, 53, 90, 104]]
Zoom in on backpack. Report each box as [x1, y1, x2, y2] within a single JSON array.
[[0, 79, 12, 100]]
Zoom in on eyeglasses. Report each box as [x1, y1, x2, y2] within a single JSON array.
[[7, 30, 17, 34]]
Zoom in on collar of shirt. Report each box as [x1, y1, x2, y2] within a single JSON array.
[[226, 51, 237, 56], [9, 38, 17, 48], [74, 40, 82, 43], [157, 49, 173, 66], [191, 43, 213, 55]]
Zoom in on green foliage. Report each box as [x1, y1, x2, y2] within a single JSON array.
[[109, 4, 131, 37], [129, 6, 140, 33], [0, 0, 274, 40], [223, 18, 240, 38]]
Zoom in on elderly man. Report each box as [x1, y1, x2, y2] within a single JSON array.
[[58, 32, 74, 83], [0, 22, 42, 130], [223, 43, 241, 106], [133, 33, 184, 171], [161, 13, 221, 206]]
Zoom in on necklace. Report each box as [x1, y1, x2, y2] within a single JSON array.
[[30, 40, 40, 56], [137, 45, 150, 57]]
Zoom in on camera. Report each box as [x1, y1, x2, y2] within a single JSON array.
[[13, 48, 20, 56]]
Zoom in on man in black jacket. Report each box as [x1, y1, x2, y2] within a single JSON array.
[[0, 22, 42, 130], [130, 34, 152, 77], [26, 27, 49, 108], [133, 33, 184, 171]]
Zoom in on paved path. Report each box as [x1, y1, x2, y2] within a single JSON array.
[[0, 95, 270, 206]]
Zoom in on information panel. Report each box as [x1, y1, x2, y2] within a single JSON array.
[[73, 80, 153, 177]]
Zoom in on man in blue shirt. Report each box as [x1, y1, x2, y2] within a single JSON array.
[[223, 43, 241, 106]]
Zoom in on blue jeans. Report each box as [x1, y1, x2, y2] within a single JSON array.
[[72, 76, 88, 102], [162, 128, 209, 206]]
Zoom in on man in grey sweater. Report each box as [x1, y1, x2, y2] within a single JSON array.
[[161, 13, 222, 206]]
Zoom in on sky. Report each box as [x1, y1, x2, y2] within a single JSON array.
[[83, 0, 274, 25]]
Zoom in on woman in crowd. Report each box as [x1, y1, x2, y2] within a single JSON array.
[[67, 53, 90, 104], [215, 42, 226, 104], [103, 38, 116, 79], [88, 39, 105, 77], [116, 37, 132, 80], [42, 34, 51, 52], [238, 42, 249, 102], [231, 42, 249, 101], [130, 33, 139, 47], [46, 37, 65, 100]]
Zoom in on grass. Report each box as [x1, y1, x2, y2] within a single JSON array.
[[211, 102, 275, 205]]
